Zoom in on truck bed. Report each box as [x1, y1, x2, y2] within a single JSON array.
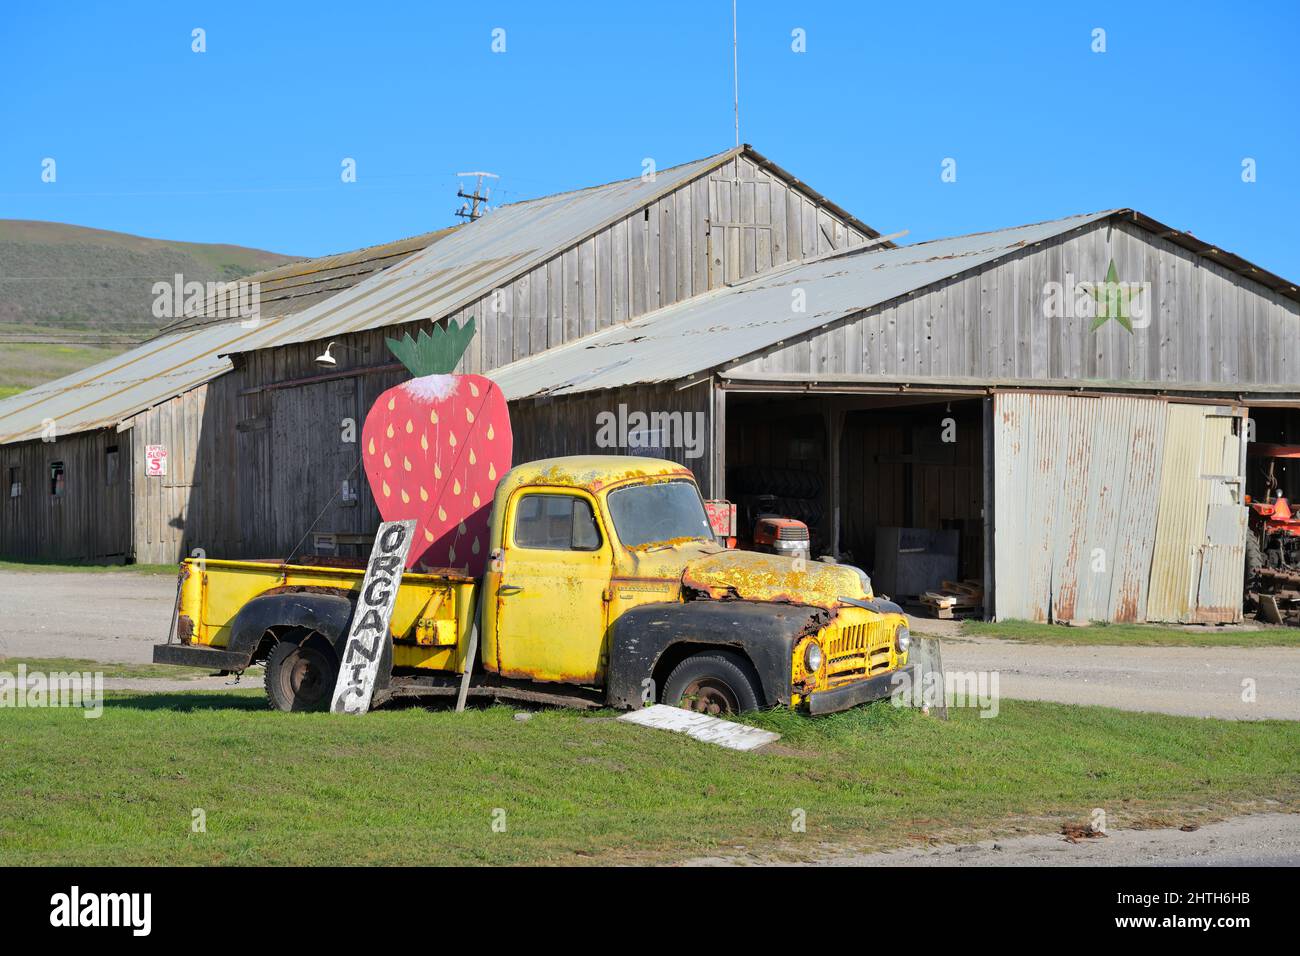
[[168, 557, 479, 674]]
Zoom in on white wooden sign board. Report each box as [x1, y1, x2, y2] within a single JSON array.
[[618, 704, 780, 752], [330, 519, 416, 714], [145, 444, 168, 477]]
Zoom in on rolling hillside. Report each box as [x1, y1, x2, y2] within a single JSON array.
[[0, 220, 296, 398]]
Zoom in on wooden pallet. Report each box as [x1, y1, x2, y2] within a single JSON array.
[[918, 579, 985, 619]]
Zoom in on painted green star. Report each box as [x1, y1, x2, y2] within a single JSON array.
[[1090, 258, 1141, 333]]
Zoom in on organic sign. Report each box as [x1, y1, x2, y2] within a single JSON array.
[[361, 319, 512, 576], [145, 444, 168, 477], [330, 519, 416, 714]]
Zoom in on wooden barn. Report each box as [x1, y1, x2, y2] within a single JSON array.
[[3, 144, 1298, 624]]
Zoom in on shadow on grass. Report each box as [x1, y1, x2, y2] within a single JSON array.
[[100, 692, 519, 716], [102, 693, 269, 713]]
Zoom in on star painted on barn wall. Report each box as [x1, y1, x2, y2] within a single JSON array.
[[1089, 258, 1142, 333]]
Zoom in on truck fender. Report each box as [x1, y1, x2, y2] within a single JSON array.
[[226, 592, 392, 690], [604, 600, 831, 710]]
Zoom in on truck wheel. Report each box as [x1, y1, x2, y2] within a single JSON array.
[[265, 635, 337, 712], [662, 651, 764, 716]]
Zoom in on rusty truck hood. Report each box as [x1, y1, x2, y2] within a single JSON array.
[[680, 551, 871, 607]]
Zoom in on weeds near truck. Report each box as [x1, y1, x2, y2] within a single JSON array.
[[0, 694, 1295, 865]]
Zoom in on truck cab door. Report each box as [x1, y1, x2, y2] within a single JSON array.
[[485, 489, 612, 684]]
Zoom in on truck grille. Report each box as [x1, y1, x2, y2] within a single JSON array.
[[824, 620, 894, 677]]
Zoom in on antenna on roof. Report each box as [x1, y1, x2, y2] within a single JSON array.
[[732, 0, 740, 148], [454, 171, 499, 222]]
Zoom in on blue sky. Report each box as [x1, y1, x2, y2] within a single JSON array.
[[2, 1, 1296, 277]]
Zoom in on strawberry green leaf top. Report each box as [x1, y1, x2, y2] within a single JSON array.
[[385, 317, 477, 377]]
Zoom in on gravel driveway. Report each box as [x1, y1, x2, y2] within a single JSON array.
[[940, 640, 1300, 720], [687, 812, 1300, 866], [0, 569, 178, 663]]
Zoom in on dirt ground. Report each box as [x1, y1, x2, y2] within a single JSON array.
[[2, 569, 1299, 718], [686, 811, 1300, 867]]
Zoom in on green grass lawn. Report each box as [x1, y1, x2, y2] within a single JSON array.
[[0, 656, 258, 681], [0, 694, 1295, 865], [956, 619, 1300, 647], [0, 559, 177, 575]]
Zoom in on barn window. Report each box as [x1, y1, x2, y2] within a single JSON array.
[[7, 467, 19, 499], [105, 445, 119, 485], [50, 461, 65, 497]]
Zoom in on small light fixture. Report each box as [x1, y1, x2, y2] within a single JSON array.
[[315, 341, 364, 366]]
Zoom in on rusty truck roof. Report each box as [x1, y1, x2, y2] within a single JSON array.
[[499, 455, 696, 495]]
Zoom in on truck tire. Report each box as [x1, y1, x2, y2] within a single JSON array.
[[661, 650, 764, 716], [265, 633, 338, 712]]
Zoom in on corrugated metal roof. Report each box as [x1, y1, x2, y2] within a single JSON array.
[[488, 211, 1118, 400], [0, 148, 740, 444], [158, 226, 462, 332]]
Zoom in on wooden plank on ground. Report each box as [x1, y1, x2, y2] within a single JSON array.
[[618, 705, 780, 752]]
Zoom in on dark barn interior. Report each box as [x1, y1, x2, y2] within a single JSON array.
[[723, 392, 985, 601]]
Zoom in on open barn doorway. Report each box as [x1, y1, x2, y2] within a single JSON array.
[[1241, 404, 1300, 625], [722, 390, 986, 615]]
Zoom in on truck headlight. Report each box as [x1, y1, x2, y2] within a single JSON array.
[[803, 641, 823, 673], [895, 626, 911, 654]]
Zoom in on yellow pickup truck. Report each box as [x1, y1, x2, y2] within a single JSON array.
[[154, 456, 912, 715]]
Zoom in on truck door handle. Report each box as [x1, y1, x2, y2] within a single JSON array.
[[497, 584, 524, 596]]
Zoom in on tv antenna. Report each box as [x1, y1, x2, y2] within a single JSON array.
[[455, 171, 498, 221]]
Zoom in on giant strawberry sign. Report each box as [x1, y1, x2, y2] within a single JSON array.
[[361, 319, 512, 576]]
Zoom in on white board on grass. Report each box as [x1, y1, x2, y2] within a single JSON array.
[[618, 704, 780, 752], [330, 519, 415, 714]]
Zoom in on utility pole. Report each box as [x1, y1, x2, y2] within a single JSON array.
[[455, 171, 499, 222]]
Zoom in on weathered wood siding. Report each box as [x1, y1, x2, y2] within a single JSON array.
[[0, 429, 130, 562], [129, 381, 247, 564], [509, 383, 716, 495], [725, 219, 1300, 388]]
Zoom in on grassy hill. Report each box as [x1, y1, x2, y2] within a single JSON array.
[[0, 220, 296, 397]]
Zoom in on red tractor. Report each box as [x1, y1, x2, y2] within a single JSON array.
[[1245, 443, 1300, 623]]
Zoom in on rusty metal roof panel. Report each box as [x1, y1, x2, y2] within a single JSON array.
[[159, 226, 462, 332], [488, 211, 1117, 400], [0, 327, 230, 442], [0, 324, 237, 443]]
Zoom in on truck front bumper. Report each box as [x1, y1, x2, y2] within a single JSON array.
[[153, 643, 250, 671], [806, 664, 912, 715]]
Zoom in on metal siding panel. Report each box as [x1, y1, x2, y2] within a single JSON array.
[[992, 392, 1038, 620], [1106, 397, 1167, 620], [995, 392, 1172, 623], [1148, 405, 1204, 621]]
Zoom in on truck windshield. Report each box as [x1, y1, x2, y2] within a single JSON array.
[[607, 479, 714, 548]]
